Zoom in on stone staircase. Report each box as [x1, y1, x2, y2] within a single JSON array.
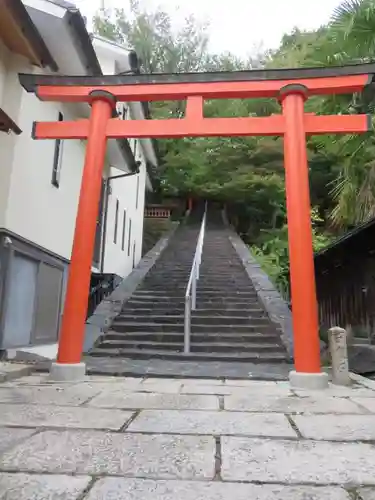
[[90, 205, 289, 363]]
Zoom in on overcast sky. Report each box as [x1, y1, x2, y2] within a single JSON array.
[[74, 0, 342, 57]]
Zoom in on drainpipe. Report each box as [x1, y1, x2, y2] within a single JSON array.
[[100, 163, 140, 273]]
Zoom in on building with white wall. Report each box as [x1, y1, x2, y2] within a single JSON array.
[[0, 0, 158, 351], [92, 35, 157, 279]]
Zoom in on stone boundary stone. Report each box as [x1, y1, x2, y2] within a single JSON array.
[[84, 223, 179, 352], [227, 229, 294, 359]]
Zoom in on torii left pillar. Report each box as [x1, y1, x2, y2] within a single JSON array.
[[50, 90, 116, 381]]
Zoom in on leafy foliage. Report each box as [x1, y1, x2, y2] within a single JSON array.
[[250, 208, 333, 297], [93, 0, 375, 294]]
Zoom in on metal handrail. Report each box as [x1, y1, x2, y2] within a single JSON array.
[[184, 202, 207, 353]]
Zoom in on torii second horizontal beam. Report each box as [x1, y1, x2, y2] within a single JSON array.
[[32, 113, 371, 140]]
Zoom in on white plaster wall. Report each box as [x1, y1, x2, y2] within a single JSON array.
[[102, 145, 146, 277], [3, 59, 86, 260], [0, 40, 7, 102], [0, 43, 26, 228]]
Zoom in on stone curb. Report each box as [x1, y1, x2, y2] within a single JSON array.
[[0, 362, 34, 382], [227, 230, 294, 359], [84, 222, 180, 352], [350, 371, 375, 390]]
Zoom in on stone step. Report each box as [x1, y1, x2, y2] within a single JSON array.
[[111, 322, 278, 334], [127, 297, 261, 306], [89, 347, 288, 362], [89, 219, 290, 366], [115, 314, 272, 326], [103, 331, 281, 343], [152, 265, 194, 269], [141, 283, 251, 290], [120, 307, 266, 317], [141, 282, 250, 289], [97, 339, 283, 353], [136, 288, 256, 295], [144, 278, 248, 286], [133, 290, 259, 298], [147, 270, 245, 276], [148, 270, 192, 274]]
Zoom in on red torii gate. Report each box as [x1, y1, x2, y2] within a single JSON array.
[[19, 64, 374, 385]]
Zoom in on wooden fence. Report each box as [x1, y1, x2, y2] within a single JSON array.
[[315, 219, 375, 343]]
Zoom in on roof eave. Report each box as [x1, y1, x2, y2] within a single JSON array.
[[1, 0, 58, 71], [62, 7, 102, 77]]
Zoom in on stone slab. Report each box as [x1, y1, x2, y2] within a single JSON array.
[[181, 379, 224, 386], [358, 488, 375, 499], [225, 380, 278, 387], [295, 386, 375, 398], [0, 404, 133, 430], [140, 379, 183, 393], [86, 478, 351, 500], [222, 437, 375, 484], [127, 410, 297, 438], [0, 375, 59, 386], [292, 414, 375, 441], [88, 392, 219, 410], [0, 428, 36, 454], [0, 385, 101, 406], [181, 382, 292, 396], [225, 394, 364, 413], [83, 376, 144, 384], [0, 430, 215, 480], [0, 376, 143, 395], [351, 397, 375, 413], [0, 473, 90, 499], [181, 385, 238, 395]]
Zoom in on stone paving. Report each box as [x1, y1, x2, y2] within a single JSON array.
[[1, 373, 375, 498]]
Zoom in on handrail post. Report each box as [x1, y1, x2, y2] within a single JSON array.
[[184, 295, 191, 353], [192, 266, 197, 310]]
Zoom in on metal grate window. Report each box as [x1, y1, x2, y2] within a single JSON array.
[[52, 112, 64, 187], [135, 176, 140, 209], [127, 219, 132, 256], [122, 210, 126, 251], [114, 199, 119, 244]]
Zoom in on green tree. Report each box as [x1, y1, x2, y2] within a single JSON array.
[[93, 0, 375, 293], [94, 1, 211, 73]]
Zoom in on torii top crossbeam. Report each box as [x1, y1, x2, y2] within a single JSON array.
[[17, 62, 375, 385], [19, 62, 375, 140], [19, 61, 375, 99]]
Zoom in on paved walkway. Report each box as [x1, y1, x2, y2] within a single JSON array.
[[0, 372, 375, 498]]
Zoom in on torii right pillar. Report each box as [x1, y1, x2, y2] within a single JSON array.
[[280, 84, 328, 389]]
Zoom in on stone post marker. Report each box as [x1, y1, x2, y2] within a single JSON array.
[[328, 327, 351, 386]]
